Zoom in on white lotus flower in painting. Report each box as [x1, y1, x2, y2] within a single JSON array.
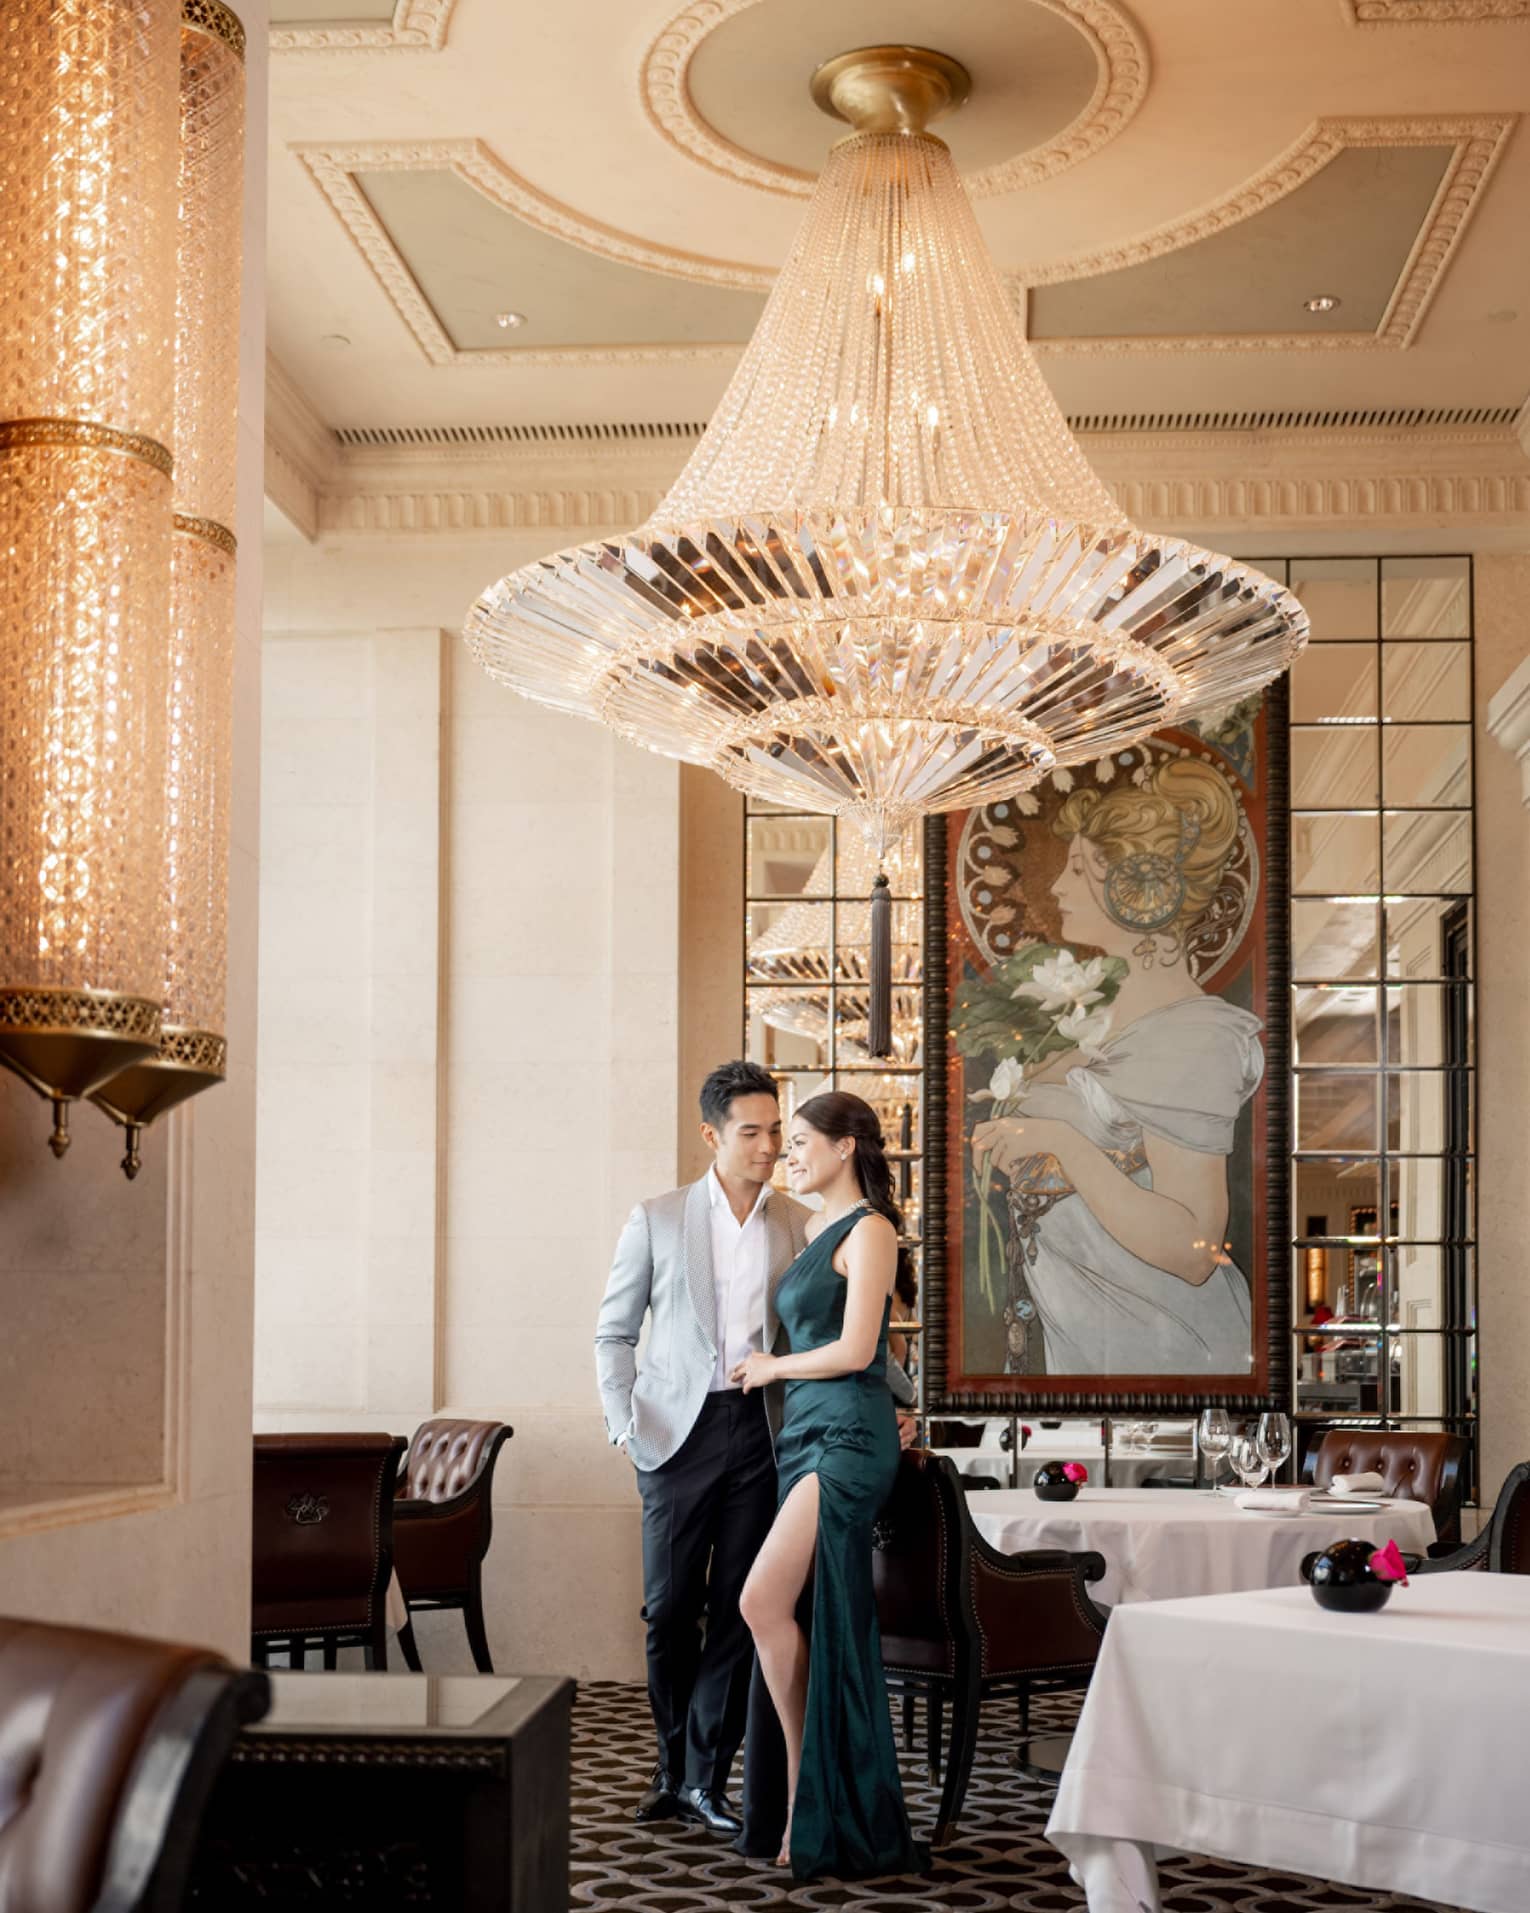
[[1013, 950, 1109, 1015], [969, 1055, 1027, 1105], [1057, 1003, 1113, 1060]]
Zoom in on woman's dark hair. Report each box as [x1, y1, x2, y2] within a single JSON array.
[[700, 1059, 779, 1130], [795, 1091, 903, 1237]]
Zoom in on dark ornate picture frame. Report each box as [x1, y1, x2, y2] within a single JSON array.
[[921, 678, 1292, 1417]]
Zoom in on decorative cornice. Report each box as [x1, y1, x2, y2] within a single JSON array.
[[1342, 0, 1530, 21], [271, 0, 455, 53], [288, 423, 1530, 541], [1487, 656, 1530, 807], [263, 351, 336, 542], [1024, 114, 1515, 356], [640, 0, 1149, 201]]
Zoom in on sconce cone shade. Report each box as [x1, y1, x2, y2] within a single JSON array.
[[0, 0, 183, 1155], [90, 0, 245, 1179], [464, 46, 1309, 854]]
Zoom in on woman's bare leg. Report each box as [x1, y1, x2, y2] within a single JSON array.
[[739, 1473, 820, 1864]]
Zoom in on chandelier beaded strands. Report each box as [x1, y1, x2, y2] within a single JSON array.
[[464, 45, 1308, 1040], [0, 0, 181, 1156], [91, 0, 246, 1179]]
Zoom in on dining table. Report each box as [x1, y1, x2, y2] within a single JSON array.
[[1047, 1570, 1530, 1913], [966, 1485, 1438, 1606]]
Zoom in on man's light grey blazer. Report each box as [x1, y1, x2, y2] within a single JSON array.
[[595, 1177, 810, 1473]]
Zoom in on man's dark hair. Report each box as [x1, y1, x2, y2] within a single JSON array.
[[700, 1060, 779, 1131]]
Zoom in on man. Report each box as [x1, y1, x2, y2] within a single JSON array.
[[595, 1060, 808, 1836]]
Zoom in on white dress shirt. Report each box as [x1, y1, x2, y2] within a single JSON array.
[[707, 1166, 771, 1391]]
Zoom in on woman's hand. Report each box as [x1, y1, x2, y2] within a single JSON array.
[[729, 1350, 779, 1394], [971, 1114, 1073, 1181]]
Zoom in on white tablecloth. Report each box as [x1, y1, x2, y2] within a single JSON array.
[[1048, 1572, 1530, 1913], [968, 1487, 1437, 1606]]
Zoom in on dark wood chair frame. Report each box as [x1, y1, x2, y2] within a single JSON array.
[[1414, 1461, 1530, 1575], [251, 1434, 407, 1673], [394, 1423, 514, 1675], [877, 1451, 1108, 1845]]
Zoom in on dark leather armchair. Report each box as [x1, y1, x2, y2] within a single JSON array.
[[1416, 1462, 1530, 1575], [0, 1616, 268, 1912], [392, 1418, 513, 1673], [873, 1449, 1107, 1845], [1302, 1429, 1467, 1547], [251, 1432, 406, 1670]]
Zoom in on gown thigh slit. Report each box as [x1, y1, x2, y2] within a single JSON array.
[[770, 1207, 929, 1882]]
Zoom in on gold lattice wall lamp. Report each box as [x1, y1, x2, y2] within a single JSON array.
[[91, 0, 246, 1180], [464, 45, 1309, 1046], [0, 0, 183, 1159]]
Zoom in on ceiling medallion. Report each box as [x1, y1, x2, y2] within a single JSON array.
[[641, 0, 1148, 200], [465, 45, 1306, 1044]]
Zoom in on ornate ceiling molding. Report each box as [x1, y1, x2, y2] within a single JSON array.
[[1342, 0, 1530, 21], [293, 139, 769, 367], [639, 0, 1149, 201], [1027, 112, 1516, 354], [277, 423, 1530, 540], [271, 0, 457, 53]]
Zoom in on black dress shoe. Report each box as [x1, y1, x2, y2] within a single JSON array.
[[634, 1768, 683, 1822], [676, 1785, 743, 1837]]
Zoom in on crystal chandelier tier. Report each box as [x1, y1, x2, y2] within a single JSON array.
[[0, 0, 182, 1156], [465, 45, 1308, 855], [91, 0, 246, 1179]]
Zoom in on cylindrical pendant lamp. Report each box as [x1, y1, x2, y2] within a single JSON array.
[[0, 0, 181, 1156], [92, 0, 246, 1179]]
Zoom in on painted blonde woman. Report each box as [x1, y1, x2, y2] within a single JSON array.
[[971, 758, 1262, 1375]]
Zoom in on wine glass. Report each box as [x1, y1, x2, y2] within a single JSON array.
[[1197, 1408, 1231, 1493], [1256, 1412, 1292, 1484], [1229, 1433, 1268, 1492]]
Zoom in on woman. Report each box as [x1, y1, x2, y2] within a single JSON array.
[[971, 758, 1263, 1376], [729, 1091, 927, 1880]]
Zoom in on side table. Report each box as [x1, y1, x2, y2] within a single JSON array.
[[187, 1671, 574, 1911]]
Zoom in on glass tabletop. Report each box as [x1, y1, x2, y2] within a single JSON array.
[[254, 1672, 526, 1734]]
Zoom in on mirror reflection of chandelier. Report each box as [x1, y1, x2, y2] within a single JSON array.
[[749, 831, 923, 1064], [464, 44, 1308, 851]]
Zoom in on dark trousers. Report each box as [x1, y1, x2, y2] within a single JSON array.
[[636, 1389, 777, 1794]]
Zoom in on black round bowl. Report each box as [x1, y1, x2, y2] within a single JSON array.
[[1033, 1462, 1081, 1503], [1301, 1537, 1394, 1613]]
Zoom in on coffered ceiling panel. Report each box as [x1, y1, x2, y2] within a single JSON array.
[[1029, 145, 1452, 343], [357, 169, 768, 352], [265, 0, 1530, 432]]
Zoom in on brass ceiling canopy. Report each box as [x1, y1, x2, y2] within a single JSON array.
[[809, 44, 972, 139]]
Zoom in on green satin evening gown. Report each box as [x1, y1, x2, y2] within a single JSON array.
[[773, 1205, 929, 1881]]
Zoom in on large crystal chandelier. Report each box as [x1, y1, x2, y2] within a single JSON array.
[[465, 44, 1307, 981]]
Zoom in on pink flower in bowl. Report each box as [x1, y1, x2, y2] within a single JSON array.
[[1062, 1462, 1089, 1485], [1368, 1538, 1410, 1585]]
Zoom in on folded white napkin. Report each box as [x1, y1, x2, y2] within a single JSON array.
[[1234, 1488, 1312, 1513], [1329, 1471, 1387, 1495]]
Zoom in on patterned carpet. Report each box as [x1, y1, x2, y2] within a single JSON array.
[[571, 1682, 1452, 1912]]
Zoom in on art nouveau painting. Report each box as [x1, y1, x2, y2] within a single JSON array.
[[925, 689, 1290, 1412]]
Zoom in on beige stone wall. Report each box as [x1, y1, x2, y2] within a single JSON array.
[[1472, 552, 1530, 1499], [258, 536, 677, 1680], [0, 1, 268, 1662]]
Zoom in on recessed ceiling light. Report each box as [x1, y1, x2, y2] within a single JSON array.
[[1303, 295, 1341, 314], [319, 332, 351, 350], [495, 310, 526, 330]]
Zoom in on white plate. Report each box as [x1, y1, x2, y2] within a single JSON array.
[[1238, 1503, 1308, 1518], [1312, 1498, 1385, 1513]]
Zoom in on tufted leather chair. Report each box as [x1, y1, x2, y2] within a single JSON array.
[[251, 1432, 406, 1671], [1416, 1462, 1530, 1576], [392, 1419, 513, 1673], [0, 1616, 268, 1912], [1302, 1430, 1467, 1547], [872, 1450, 1107, 1846]]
